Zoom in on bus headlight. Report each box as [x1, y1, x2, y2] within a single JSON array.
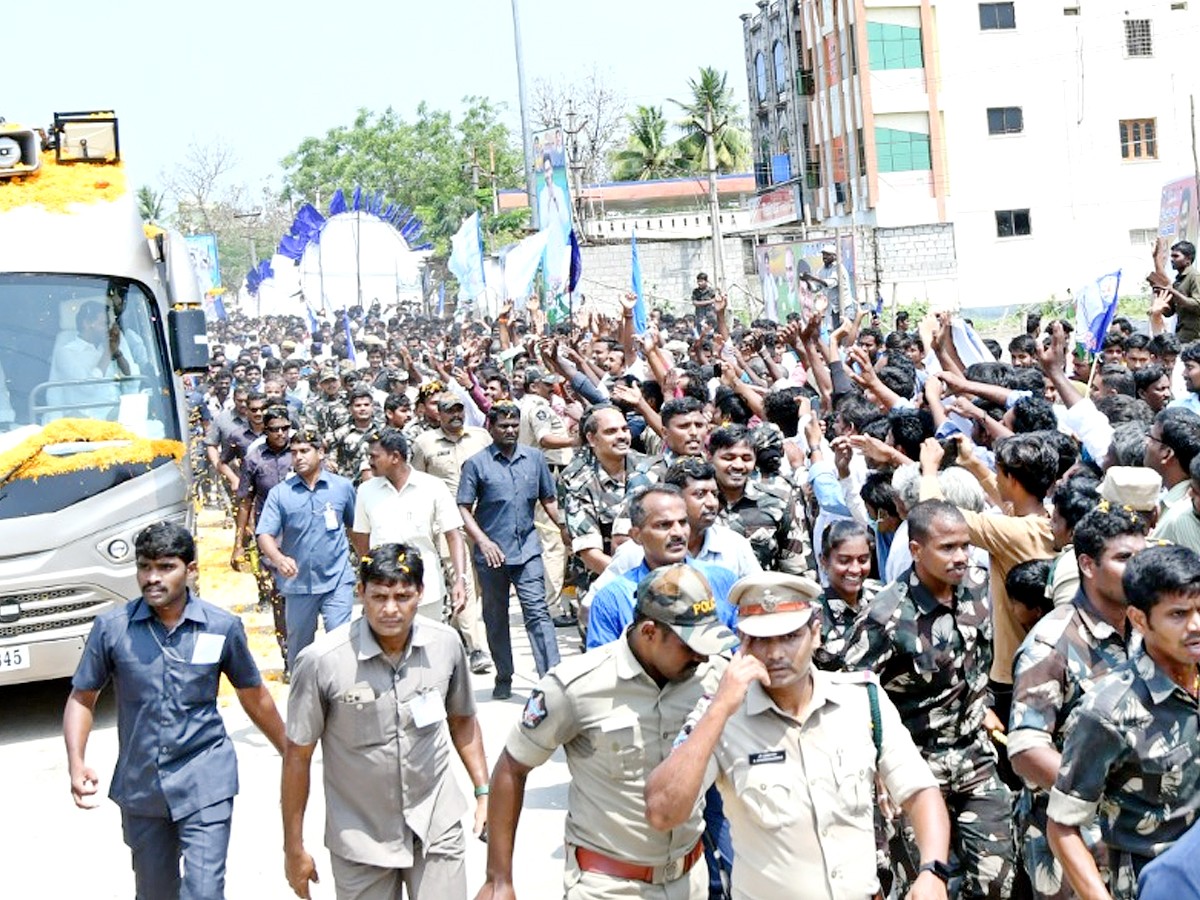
[[105, 538, 131, 562]]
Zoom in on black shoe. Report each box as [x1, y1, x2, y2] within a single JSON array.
[[492, 682, 512, 700], [553, 614, 578, 628]]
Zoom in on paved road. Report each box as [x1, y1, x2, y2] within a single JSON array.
[[0, 524, 580, 899]]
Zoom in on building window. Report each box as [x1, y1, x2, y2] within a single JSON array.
[[1119, 118, 1158, 159], [987, 107, 1024, 134], [1130, 228, 1158, 245], [773, 41, 787, 94], [755, 52, 768, 102], [1124, 19, 1153, 56], [867, 22, 924, 70], [875, 127, 932, 172], [979, 2, 1017, 30], [996, 209, 1032, 238], [856, 127, 867, 177]]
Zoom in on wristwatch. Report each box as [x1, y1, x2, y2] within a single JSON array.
[[916, 860, 953, 883]]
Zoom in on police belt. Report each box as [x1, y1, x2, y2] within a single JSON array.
[[573, 840, 704, 884]]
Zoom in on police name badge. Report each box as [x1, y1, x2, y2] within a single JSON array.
[[748, 750, 786, 765], [521, 690, 548, 729], [410, 690, 447, 728]]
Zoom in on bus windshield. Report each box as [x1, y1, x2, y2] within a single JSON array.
[[0, 274, 180, 442]]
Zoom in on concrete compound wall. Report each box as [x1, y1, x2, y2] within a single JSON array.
[[576, 237, 762, 318], [855, 223, 960, 311]]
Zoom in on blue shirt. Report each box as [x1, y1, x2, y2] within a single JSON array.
[[257, 471, 357, 594], [1139, 818, 1200, 899], [237, 442, 293, 517], [586, 558, 739, 650], [1169, 393, 1200, 415], [71, 592, 262, 818], [457, 443, 555, 566]]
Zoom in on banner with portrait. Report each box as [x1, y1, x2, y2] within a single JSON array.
[[532, 126, 573, 323], [753, 234, 856, 326]]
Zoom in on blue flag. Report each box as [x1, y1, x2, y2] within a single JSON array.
[[437, 283, 446, 317], [342, 313, 357, 364], [1075, 271, 1122, 353], [305, 304, 319, 334], [631, 230, 647, 334], [568, 229, 582, 293]]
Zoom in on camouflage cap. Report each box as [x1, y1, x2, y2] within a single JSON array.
[[523, 365, 563, 385], [750, 422, 784, 455], [436, 391, 465, 411], [729, 572, 822, 638], [635, 564, 737, 656], [318, 367, 340, 383]]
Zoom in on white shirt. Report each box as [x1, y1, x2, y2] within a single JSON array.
[[353, 469, 464, 617]]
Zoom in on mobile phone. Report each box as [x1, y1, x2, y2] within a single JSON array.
[[713, 362, 723, 378]]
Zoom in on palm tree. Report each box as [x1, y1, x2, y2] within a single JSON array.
[[672, 67, 751, 174], [610, 106, 679, 181], [136, 185, 166, 222]]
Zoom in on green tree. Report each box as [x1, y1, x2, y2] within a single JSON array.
[[280, 98, 526, 256], [136, 185, 166, 222], [672, 67, 751, 174], [610, 106, 679, 181]]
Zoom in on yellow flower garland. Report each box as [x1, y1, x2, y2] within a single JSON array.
[[0, 419, 184, 483], [0, 155, 127, 213]]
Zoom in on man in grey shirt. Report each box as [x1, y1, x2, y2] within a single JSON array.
[[283, 544, 489, 900]]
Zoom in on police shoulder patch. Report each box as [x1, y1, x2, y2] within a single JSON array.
[[521, 689, 548, 729], [534, 408, 550, 421]]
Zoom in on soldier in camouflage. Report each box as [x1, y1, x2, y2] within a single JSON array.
[[403, 380, 444, 444], [302, 368, 349, 449], [1048, 544, 1200, 900], [624, 397, 709, 498], [709, 425, 815, 578], [329, 386, 381, 484], [812, 519, 880, 671], [842, 500, 1016, 900], [560, 405, 643, 596], [1009, 507, 1148, 898]]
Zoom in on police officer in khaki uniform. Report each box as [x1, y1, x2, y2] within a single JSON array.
[[474, 564, 736, 900], [645, 571, 953, 900], [412, 393, 494, 673]]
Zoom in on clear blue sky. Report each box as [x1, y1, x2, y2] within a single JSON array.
[[9, 0, 753, 193]]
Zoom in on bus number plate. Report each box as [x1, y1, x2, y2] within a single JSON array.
[[0, 645, 30, 671]]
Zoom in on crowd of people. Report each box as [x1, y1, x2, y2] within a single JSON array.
[[67, 246, 1200, 900]]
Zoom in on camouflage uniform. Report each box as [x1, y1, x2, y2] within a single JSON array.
[[330, 418, 382, 484], [717, 479, 816, 578], [842, 566, 1017, 900], [1048, 646, 1200, 900], [302, 394, 349, 449], [560, 451, 644, 593], [1009, 588, 1127, 898], [402, 417, 437, 445], [624, 450, 684, 497], [813, 580, 881, 672]]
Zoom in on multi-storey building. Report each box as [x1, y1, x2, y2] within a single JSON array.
[[745, 0, 1199, 312]]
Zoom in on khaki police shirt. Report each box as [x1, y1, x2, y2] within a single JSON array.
[[518, 393, 573, 467], [410, 426, 492, 497], [286, 617, 476, 868], [506, 635, 724, 865], [699, 670, 937, 900]]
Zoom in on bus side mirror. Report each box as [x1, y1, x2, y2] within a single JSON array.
[[168, 308, 209, 373]]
